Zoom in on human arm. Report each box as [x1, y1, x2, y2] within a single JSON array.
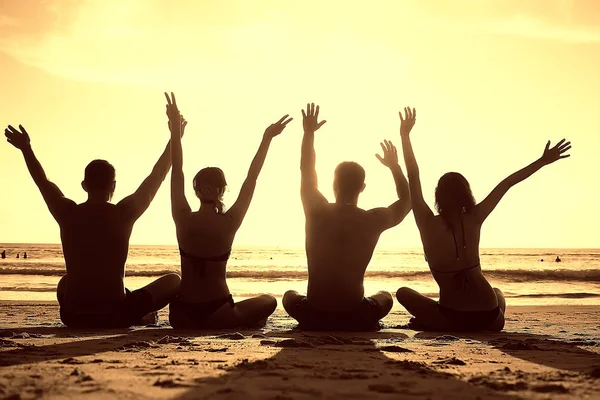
[[5, 125, 75, 220], [227, 115, 293, 226], [370, 140, 412, 230], [473, 139, 571, 222], [163, 92, 191, 221], [399, 107, 434, 228], [300, 103, 328, 212], [118, 93, 187, 221]]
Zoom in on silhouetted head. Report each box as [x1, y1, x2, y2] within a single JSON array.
[[434, 172, 476, 222], [82, 160, 116, 200], [333, 162, 366, 201], [194, 167, 227, 213]]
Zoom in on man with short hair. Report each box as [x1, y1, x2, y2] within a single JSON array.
[[5, 118, 182, 328], [283, 103, 412, 331]]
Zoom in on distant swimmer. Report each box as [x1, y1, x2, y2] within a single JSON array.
[[23, 252, 28, 259], [555, 256, 562, 263], [540, 258, 544, 262], [16, 253, 19, 259], [1, 250, 5, 259]]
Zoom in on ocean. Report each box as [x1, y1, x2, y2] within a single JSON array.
[[0, 243, 599, 306]]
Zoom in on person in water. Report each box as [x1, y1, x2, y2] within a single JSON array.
[[555, 256, 562, 263], [1, 250, 5, 259], [23, 252, 28, 259], [282, 103, 412, 331], [164, 92, 291, 329], [4, 116, 182, 328], [395, 107, 572, 332]]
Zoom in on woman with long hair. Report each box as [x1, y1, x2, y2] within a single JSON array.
[[164, 92, 292, 329], [396, 107, 571, 331]]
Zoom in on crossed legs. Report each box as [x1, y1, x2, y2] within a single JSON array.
[[395, 286, 506, 332]]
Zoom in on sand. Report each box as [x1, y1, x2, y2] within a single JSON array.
[[0, 302, 599, 399]]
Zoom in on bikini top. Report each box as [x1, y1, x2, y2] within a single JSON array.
[[179, 247, 231, 276]]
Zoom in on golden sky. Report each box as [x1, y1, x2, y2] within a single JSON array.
[[0, 0, 598, 248]]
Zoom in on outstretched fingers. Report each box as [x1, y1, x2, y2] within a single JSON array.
[[18, 125, 30, 140], [277, 114, 290, 124], [380, 141, 387, 154], [7, 125, 19, 135], [553, 138, 566, 149], [164, 92, 177, 107], [558, 140, 571, 152]]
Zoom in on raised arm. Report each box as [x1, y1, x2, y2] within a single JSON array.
[[369, 140, 411, 230], [227, 115, 293, 227], [118, 93, 186, 221], [473, 139, 571, 222], [399, 107, 434, 227], [300, 103, 328, 212], [5, 125, 75, 220], [163, 92, 191, 221]]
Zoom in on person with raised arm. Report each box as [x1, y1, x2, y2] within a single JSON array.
[[396, 107, 572, 332], [282, 103, 411, 331], [4, 110, 182, 328], [164, 92, 291, 329]]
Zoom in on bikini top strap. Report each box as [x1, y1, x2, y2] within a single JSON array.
[[452, 213, 467, 261]]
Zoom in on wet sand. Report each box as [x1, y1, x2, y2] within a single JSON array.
[[1, 301, 599, 399]]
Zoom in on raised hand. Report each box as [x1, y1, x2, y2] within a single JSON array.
[[165, 91, 182, 125], [399, 107, 416, 137], [375, 140, 399, 168], [302, 103, 326, 133], [264, 115, 293, 139], [5, 125, 31, 150], [540, 139, 571, 165]]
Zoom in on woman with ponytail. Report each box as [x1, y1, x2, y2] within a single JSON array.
[[395, 107, 572, 332], [164, 92, 292, 329]]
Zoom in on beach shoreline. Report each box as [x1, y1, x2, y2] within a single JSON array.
[[1, 302, 599, 399]]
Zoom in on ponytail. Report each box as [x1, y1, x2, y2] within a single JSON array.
[[195, 184, 226, 214]]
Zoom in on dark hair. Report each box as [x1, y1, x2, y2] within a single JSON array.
[[193, 167, 227, 214], [84, 160, 115, 192], [334, 161, 365, 196], [434, 172, 476, 223]]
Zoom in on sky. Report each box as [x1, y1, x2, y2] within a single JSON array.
[[0, 0, 598, 248]]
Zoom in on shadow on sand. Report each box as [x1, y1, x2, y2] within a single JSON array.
[[169, 330, 521, 400]]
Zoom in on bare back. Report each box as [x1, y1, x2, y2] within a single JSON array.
[[419, 213, 498, 311], [174, 208, 238, 302], [305, 204, 387, 311], [58, 202, 138, 312]]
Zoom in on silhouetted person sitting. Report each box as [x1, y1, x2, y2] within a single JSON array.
[[4, 120, 181, 329], [1, 250, 5, 259], [555, 256, 562, 263], [283, 103, 411, 331], [16, 253, 19, 259], [395, 107, 572, 332], [23, 252, 28, 259], [164, 92, 288, 329]]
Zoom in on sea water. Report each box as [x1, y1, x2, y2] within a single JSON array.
[[0, 244, 598, 306]]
